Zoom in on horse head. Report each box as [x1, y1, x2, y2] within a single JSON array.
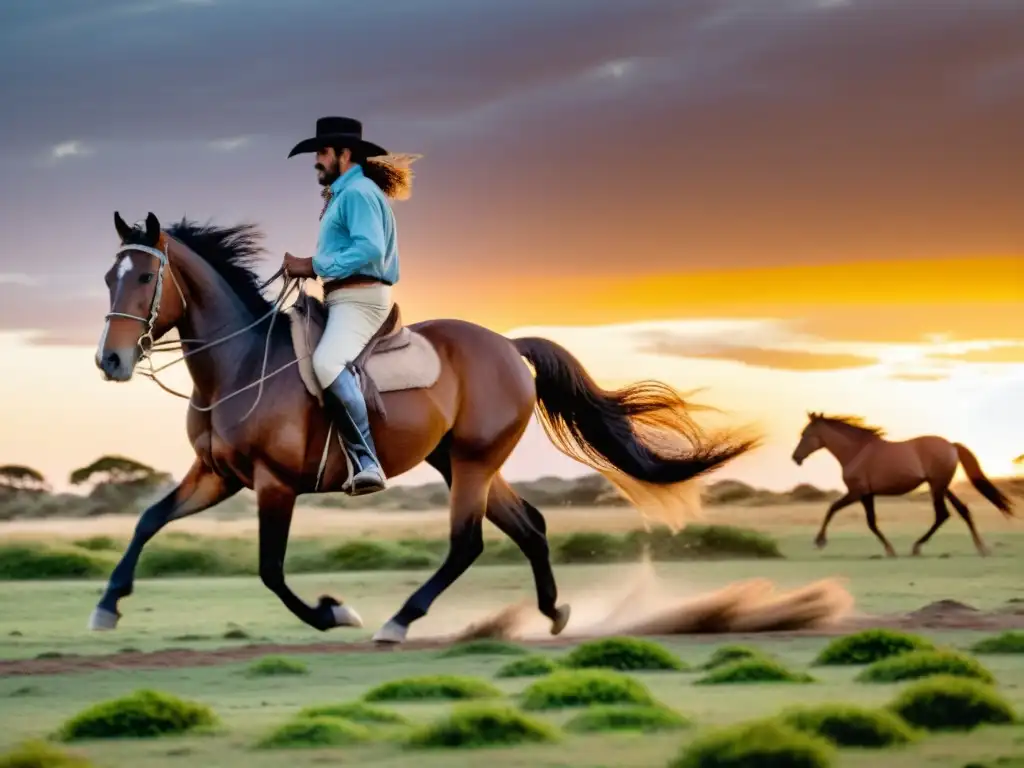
[[96, 211, 187, 381]]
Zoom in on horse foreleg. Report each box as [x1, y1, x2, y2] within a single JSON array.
[[89, 459, 241, 630], [373, 459, 488, 644], [255, 464, 362, 632], [814, 492, 858, 549], [861, 495, 897, 557]]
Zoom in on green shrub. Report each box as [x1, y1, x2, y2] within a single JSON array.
[[563, 636, 686, 672], [405, 704, 558, 749], [245, 656, 309, 677], [56, 689, 217, 741], [136, 545, 239, 578], [813, 629, 934, 666], [855, 650, 993, 684], [495, 655, 561, 679], [554, 532, 632, 564], [777, 704, 919, 748], [520, 669, 654, 710], [887, 676, 1016, 731], [72, 536, 119, 552], [256, 716, 371, 748], [631, 524, 783, 560], [439, 639, 527, 658], [695, 658, 815, 685], [670, 720, 835, 768], [564, 703, 690, 733], [701, 645, 769, 670], [969, 631, 1024, 655], [0, 544, 109, 580], [296, 701, 409, 726], [363, 675, 501, 703], [318, 540, 434, 571], [0, 740, 93, 767]]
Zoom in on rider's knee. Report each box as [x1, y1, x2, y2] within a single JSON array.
[[312, 348, 339, 390]]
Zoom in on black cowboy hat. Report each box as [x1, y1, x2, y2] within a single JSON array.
[[287, 116, 388, 159]]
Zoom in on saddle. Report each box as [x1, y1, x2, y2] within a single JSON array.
[[286, 293, 441, 420]]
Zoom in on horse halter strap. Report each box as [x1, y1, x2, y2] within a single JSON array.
[[106, 241, 186, 358]]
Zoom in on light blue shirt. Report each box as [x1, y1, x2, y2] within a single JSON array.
[[313, 164, 400, 284]]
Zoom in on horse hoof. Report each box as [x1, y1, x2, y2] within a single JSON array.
[[331, 604, 363, 628], [88, 607, 119, 631], [813, 538, 826, 550], [372, 619, 407, 645], [550, 604, 571, 636]]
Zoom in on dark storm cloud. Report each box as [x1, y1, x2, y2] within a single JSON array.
[[0, 0, 1022, 343]]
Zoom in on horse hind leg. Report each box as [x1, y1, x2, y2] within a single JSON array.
[[911, 485, 951, 556], [945, 489, 990, 557], [372, 456, 489, 644], [485, 476, 570, 635]]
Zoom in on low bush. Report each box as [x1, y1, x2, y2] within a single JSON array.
[[256, 716, 371, 749], [564, 703, 690, 734], [701, 645, 769, 670], [969, 631, 1024, 655], [0, 740, 93, 767], [554, 532, 635, 564], [245, 656, 309, 677], [776, 704, 919, 748], [405, 704, 558, 749], [520, 669, 654, 710], [813, 629, 934, 666], [0, 544, 110, 580], [296, 701, 409, 726], [56, 689, 217, 741], [855, 650, 994, 684], [669, 720, 835, 768], [72, 536, 119, 552], [363, 675, 501, 703], [630, 524, 784, 560], [495, 655, 562, 679], [887, 676, 1016, 731], [563, 637, 687, 672], [695, 658, 815, 685], [439, 639, 527, 658]]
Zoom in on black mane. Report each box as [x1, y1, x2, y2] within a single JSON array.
[[165, 218, 273, 317]]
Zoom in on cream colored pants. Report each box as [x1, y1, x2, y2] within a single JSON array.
[[312, 284, 393, 388]]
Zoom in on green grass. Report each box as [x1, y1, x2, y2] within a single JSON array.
[[1, 529, 1023, 766]]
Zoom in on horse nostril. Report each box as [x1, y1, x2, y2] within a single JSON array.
[[103, 351, 121, 374]]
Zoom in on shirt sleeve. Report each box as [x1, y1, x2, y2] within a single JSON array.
[[312, 187, 386, 278]]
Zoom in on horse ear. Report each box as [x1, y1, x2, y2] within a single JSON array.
[[144, 212, 161, 246], [113, 211, 133, 242]]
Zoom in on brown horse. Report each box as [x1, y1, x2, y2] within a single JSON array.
[[88, 211, 756, 643], [792, 412, 1014, 557]]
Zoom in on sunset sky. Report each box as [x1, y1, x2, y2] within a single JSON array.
[[1, 0, 1022, 493]]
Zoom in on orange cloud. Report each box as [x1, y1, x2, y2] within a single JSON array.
[[929, 344, 1024, 364], [887, 372, 950, 382], [402, 256, 1024, 344], [646, 342, 877, 371]]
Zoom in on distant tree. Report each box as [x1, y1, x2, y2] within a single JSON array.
[[0, 464, 50, 493], [69, 455, 158, 487]]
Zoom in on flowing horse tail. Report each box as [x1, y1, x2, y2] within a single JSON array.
[[513, 336, 759, 530], [954, 442, 1014, 517]]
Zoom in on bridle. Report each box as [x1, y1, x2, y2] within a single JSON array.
[[106, 240, 187, 360], [106, 237, 303, 420]]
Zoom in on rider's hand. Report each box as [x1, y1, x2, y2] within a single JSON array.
[[283, 252, 316, 279]]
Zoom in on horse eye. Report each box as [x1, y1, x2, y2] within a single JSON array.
[[139, 273, 155, 284]]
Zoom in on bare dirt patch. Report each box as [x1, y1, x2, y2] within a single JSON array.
[[3, 568, 1022, 679]]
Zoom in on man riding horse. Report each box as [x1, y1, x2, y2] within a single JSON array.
[[282, 116, 410, 496]]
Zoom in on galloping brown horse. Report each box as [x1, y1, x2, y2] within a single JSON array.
[[792, 412, 1014, 557], [89, 211, 756, 643]]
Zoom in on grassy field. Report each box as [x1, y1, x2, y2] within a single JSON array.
[[0, 498, 1021, 766]]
